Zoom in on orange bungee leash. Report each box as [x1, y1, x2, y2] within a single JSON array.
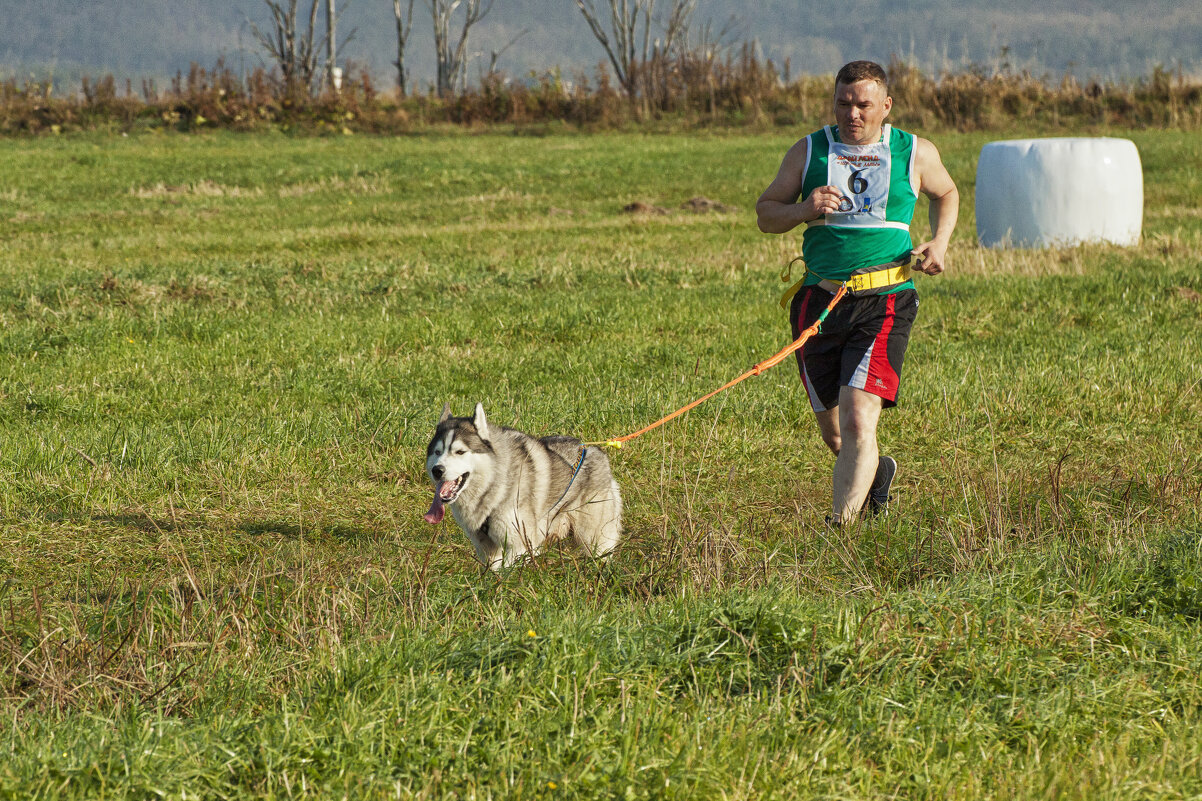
[[588, 282, 847, 449]]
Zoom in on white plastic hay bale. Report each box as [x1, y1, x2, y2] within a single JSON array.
[[975, 137, 1143, 248]]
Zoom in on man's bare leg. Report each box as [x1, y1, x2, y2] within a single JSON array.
[[815, 387, 884, 524], [814, 406, 841, 457]]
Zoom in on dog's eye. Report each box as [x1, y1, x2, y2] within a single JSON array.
[[453, 448, 467, 455]]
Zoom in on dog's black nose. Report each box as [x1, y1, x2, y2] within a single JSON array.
[[432, 465, 445, 481]]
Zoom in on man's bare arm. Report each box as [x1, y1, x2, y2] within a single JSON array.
[[910, 137, 959, 275], [756, 138, 847, 234]]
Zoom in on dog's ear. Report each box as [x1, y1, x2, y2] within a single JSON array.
[[439, 403, 452, 423], [473, 403, 490, 440]]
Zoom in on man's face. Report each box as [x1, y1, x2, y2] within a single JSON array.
[[833, 79, 892, 145]]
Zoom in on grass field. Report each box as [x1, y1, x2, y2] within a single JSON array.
[[1, 126, 1200, 799]]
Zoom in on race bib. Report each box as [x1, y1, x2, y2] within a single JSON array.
[[824, 125, 891, 226]]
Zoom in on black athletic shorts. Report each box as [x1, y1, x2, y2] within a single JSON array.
[[789, 285, 919, 411]]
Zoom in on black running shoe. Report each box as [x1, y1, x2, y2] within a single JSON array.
[[866, 456, 897, 515]]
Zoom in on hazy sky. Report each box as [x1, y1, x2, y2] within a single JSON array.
[[3, 1, 1198, 88]]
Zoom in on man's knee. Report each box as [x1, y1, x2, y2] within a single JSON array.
[[837, 392, 883, 446], [839, 412, 876, 444]]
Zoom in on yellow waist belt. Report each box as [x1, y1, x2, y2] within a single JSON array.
[[779, 258, 912, 309], [844, 260, 912, 293]]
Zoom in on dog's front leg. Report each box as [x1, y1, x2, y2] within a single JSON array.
[[495, 514, 542, 568], [468, 529, 503, 571]]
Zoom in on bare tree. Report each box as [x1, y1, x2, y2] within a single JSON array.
[[426, 0, 494, 97], [678, 13, 740, 61], [326, 0, 338, 90], [485, 27, 530, 80], [660, 0, 697, 55], [391, 0, 416, 96], [574, 0, 696, 97], [325, 1, 358, 92], [249, 0, 325, 94]]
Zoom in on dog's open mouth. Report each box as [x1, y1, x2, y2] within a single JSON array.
[[439, 473, 468, 502], [424, 473, 469, 524]]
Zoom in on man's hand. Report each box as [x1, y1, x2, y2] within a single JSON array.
[[757, 140, 853, 234], [801, 185, 848, 219], [911, 239, 948, 275]]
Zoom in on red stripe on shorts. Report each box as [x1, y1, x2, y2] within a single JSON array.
[[794, 288, 814, 393], [866, 294, 899, 398], [794, 288, 812, 339]]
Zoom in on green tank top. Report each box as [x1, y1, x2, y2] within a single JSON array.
[[799, 124, 918, 293]]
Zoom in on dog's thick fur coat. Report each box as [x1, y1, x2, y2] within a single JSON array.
[[424, 404, 622, 569]]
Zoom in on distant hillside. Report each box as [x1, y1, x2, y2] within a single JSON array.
[[4, 0, 1200, 91]]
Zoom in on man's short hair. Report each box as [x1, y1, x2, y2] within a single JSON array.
[[835, 61, 889, 94]]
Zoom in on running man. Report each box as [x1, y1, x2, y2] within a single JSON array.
[[756, 60, 959, 525]]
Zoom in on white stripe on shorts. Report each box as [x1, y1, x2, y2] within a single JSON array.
[[802, 363, 827, 413], [848, 340, 877, 392]]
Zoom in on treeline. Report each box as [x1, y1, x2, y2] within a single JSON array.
[[2, 53, 1200, 136]]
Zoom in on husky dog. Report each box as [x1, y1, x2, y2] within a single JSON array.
[[424, 403, 622, 570]]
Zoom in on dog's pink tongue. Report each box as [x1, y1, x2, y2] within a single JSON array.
[[424, 490, 445, 524]]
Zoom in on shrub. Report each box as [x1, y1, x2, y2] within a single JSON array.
[[3, 55, 1199, 136]]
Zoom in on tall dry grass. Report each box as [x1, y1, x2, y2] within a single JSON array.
[[3, 53, 1200, 135]]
